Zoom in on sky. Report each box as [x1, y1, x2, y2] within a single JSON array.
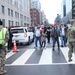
[[40, 0, 62, 24]]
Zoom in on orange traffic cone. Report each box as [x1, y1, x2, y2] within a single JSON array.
[[13, 39, 19, 52]]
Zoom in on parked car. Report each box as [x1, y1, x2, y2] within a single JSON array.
[[11, 27, 34, 45]]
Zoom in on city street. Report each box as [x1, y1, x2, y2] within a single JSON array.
[[0, 0, 75, 75], [5, 40, 75, 75]]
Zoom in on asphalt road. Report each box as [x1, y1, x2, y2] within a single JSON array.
[[4, 41, 75, 75]]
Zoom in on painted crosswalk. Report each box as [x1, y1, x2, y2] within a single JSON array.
[[6, 47, 75, 66], [39, 48, 52, 64]]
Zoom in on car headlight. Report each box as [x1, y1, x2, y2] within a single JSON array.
[[24, 33, 27, 37]]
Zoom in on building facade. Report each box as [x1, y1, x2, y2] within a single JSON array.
[[30, 0, 41, 26], [33, 0, 41, 12], [61, 0, 66, 18], [30, 8, 40, 26], [72, 0, 75, 19], [65, 0, 72, 23], [0, 0, 31, 27], [61, 0, 75, 23], [40, 10, 46, 25]]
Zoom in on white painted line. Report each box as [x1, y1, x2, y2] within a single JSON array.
[[11, 49, 35, 65], [5, 62, 75, 66], [61, 47, 75, 63], [6, 51, 16, 59], [61, 47, 69, 63], [39, 48, 52, 64], [70, 53, 75, 63], [59, 37, 61, 45]]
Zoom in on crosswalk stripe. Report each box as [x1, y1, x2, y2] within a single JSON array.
[[60, 47, 69, 62], [6, 47, 75, 65], [6, 50, 16, 59], [5, 62, 75, 66], [11, 49, 35, 65], [61, 47, 75, 63], [39, 48, 52, 64]]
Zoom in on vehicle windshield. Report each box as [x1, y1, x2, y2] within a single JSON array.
[[11, 28, 24, 34]]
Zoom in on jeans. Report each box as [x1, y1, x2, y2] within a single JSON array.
[[52, 37, 60, 48], [35, 36, 42, 48], [61, 35, 66, 46]]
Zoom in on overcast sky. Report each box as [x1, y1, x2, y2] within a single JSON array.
[[40, 0, 62, 24]]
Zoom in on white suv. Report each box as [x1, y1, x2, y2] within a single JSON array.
[[11, 27, 34, 45]]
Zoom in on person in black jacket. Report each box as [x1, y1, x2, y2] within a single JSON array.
[[51, 24, 60, 51], [46, 26, 51, 44], [8, 28, 13, 51]]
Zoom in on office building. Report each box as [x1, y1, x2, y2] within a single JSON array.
[[0, 0, 31, 27]]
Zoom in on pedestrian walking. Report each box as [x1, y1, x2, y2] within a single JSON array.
[[0, 20, 9, 74], [51, 23, 60, 51], [41, 28, 47, 48], [60, 24, 67, 47], [8, 28, 13, 51], [46, 26, 51, 44], [67, 19, 75, 62], [34, 24, 42, 49]]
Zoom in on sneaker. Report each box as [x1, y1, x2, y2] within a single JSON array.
[[61, 45, 63, 47], [34, 47, 37, 49], [1, 70, 7, 74], [0, 70, 3, 74], [68, 59, 72, 62]]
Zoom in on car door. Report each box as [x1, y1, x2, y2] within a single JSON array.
[[27, 28, 34, 40]]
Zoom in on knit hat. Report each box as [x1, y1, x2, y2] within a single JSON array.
[[37, 24, 40, 27], [54, 23, 57, 27], [0, 20, 3, 25]]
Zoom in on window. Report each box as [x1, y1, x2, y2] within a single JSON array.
[[17, 13, 19, 18], [15, 12, 17, 18], [16, 22, 17, 26], [18, 22, 19, 26], [12, 21, 13, 26], [24, 16, 26, 20], [11, 10, 13, 17], [11, 29, 24, 33], [1, 5, 5, 14], [8, 8, 10, 16], [2, 19, 5, 27], [8, 20, 10, 26], [20, 14, 23, 19], [25, 29, 27, 32]]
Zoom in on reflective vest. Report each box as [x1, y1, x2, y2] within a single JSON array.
[[0, 28, 8, 46]]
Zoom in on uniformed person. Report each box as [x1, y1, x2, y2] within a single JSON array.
[[67, 19, 75, 62], [0, 20, 9, 74]]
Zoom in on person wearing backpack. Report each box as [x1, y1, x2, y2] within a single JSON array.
[[34, 25, 42, 49]]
